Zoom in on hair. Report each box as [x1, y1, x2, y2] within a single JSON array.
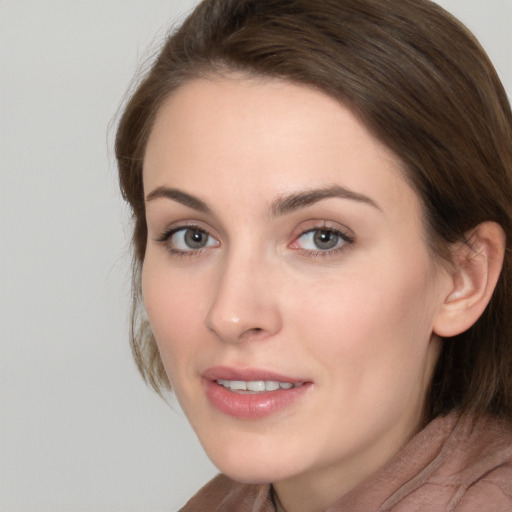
[[115, 0, 512, 421]]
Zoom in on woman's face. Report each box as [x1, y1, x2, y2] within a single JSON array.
[[142, 77, 450, 491]]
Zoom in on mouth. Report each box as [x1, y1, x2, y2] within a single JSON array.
[[202, 366, 311, 419], [216, 379, 304, 393]]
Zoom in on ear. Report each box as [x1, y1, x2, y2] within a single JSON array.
[[433, 222, 505, 338]]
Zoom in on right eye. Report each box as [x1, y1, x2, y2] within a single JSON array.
[[158, 226, 219, 254]]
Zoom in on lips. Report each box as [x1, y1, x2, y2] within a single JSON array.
[[202, 366, 311, 419]]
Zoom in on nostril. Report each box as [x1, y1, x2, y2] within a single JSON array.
[[242, 327, 266, 340], [205, 288, 282, 343]]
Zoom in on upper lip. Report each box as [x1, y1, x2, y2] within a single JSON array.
[[202, 366, 307, 383]]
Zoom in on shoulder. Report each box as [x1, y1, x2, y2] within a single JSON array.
[[449, 415, 512, 511], [442, 414, 512, 484], [453, 465, 512, 511], [179, 474, 273, 512], [395, 413, 512, 511], [357, 412, 512, 512]]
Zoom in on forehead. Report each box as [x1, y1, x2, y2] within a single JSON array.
[[143, 77, 418, 217]]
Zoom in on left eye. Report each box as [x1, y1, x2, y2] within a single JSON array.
[[169, 227, 218, 251], [295, 228, 348, 251]]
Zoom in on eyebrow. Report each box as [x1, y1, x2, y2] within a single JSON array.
[[145, 184, 380, 216], [145, 186, 211, 213], [271, 185, 381, 216]]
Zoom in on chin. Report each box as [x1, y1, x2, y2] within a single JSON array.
[[214, 461, 290, 485], [203, 441, 306, 485]]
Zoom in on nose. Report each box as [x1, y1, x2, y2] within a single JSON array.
[[205, 252, 282, 344]]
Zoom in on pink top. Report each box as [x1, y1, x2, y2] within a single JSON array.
[[179, 412, 512, 511]]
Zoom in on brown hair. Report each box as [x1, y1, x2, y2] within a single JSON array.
[[115, 0, 512, 420]]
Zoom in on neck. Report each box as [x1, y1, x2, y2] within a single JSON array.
[[271, 465, 355, 512], [271, 415, 425, 512]]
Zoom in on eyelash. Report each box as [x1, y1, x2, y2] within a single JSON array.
[[155, 224, 354, 258], [291, 225, 354, 258], [156, 225, 217, 257]]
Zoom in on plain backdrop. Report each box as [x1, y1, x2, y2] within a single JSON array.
[[0, 1, 510, 511]]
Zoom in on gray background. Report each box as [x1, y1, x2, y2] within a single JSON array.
[[1, 1, 510, 511]]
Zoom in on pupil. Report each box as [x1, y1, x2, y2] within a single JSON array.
[[313, 230, 338, 250], [185, 229, 206, 248]]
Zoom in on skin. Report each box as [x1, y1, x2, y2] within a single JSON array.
[[141, 77, 454, 512]]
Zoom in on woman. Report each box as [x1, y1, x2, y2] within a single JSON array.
[[115, 0, 512, 510]]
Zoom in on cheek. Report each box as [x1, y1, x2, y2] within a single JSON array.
[[286, 268, 438, 451], [141, 261, 209, 376], [289, 255, 438, 380]]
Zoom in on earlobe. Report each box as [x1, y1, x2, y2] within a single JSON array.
[[433, 222, 505, 338]]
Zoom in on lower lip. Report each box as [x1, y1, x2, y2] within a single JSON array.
[[203, 380, 311, 419]]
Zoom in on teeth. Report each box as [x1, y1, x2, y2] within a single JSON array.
[[247, 381, 265, 392], [229, 380, 247, 391], [264, 381, 280, 391], [217, 379, 302, 392]]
